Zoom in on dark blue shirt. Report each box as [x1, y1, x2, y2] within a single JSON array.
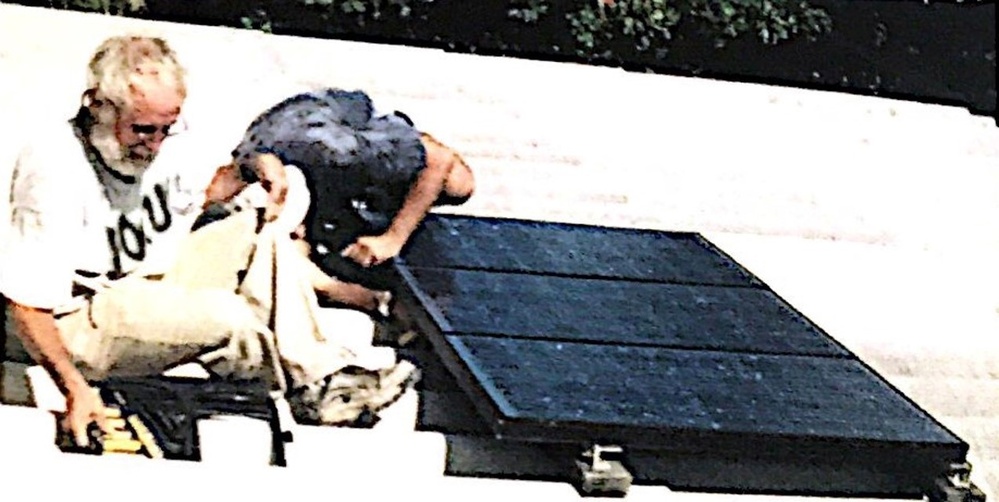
[[231, 88, 427, 288]]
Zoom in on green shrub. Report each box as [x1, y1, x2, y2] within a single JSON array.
[[508, 0, 550, 24], [299, 0, 434, 20], [510, 0, 832, 58], [42, 0, 832, 61], [241, 9, 273, 33], [686, 0, 834, 47], [48, 0, 145, 15]]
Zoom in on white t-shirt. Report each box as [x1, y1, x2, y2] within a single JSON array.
[[0, 118, 212, 313]]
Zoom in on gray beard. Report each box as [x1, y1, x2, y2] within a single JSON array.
[[89, 126, 152, 178]]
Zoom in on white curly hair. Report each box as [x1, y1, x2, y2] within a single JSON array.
[[84, 34, 187, 115]]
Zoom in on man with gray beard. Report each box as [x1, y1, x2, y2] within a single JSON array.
[[2, 35, 418, 446]]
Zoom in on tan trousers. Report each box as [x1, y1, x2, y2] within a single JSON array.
[[57, 209, 358, 393]]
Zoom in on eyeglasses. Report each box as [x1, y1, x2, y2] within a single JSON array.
[[129, 116, 188, 139], [81, 89, 189, 140]]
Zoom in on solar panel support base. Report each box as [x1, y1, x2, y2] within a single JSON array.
[[573, 444, 633, 497], [926, 463, 987, 502]]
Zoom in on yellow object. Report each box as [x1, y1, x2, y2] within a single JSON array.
[[102, 438, 143, 454], [104, 430, 133, 441], [106, 418, 128, 431], [127, 415, 165, 459]]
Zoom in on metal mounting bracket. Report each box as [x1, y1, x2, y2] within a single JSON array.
[[573, 444, 633, 497], [927, 462, 987, 502]]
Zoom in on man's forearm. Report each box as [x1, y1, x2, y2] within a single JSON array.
[[8, 301, 89, 395], [385, 154, 449, 246]]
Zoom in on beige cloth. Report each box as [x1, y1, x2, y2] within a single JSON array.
[[55, 207, 360, 393]]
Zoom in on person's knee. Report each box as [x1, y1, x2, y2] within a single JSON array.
[[205, 290, 270, 340], [198, 290, 276, 377]]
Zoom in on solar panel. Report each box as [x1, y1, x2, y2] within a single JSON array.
[[392, 213, 978, 499]]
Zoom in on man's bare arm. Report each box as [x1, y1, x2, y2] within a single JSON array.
[[8, 301, 88, 394], [8, 300, 108, 444], [342, 133, 475, 267], [388, 133, 475, 242], [386, 136, 453, 243]]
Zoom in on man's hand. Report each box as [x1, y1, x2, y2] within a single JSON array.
[[341, 234, 404, 268], [8, 301, 110, 448], [255, 154, 288, 223], [263, 190, 285, 223], [64, 383, 109, 448]]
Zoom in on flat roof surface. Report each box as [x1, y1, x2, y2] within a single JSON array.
[[0, 4, 996, 500]]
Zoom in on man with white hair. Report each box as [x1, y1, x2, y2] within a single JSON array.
[[2, 35, 416, 447]]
